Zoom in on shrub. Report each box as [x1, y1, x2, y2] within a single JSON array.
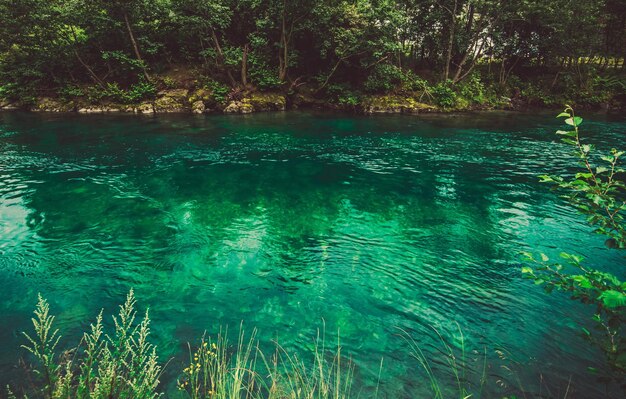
[[363, 63, 404, 93], [124, 79, 157, 103], [326, 83, 361, 107], [458, 73, 486, 104], [431, 80, 457, 108], [401, 71, 430, 93], [203, 79, 230, 104], [58, 85, 85, 100], [85, 78, 156, 104]]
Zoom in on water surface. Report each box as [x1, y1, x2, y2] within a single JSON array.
[[1, 111, 624, 397]]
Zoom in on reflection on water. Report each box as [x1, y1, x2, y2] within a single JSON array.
[[1, 111, 625, 397]]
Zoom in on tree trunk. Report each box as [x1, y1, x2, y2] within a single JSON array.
[[74, 50, 105, 88], [241, 44, 249, 86], [278, 0, 288, 82], [123, 12, 150, 81], [210, 28, 237, 87], [68, 27, 105, 88], [443, 0, 458, 81]]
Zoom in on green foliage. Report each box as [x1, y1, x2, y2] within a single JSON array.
[[87, 78, 156, 104], [1, 0, 625, 108], [249, 64, 283, 91], [431, 80, 458, 108], [203, 78, 230, 105], [58, 85, 85, 100], [458, 73, 486, 104], [400, 71, 430, 93], [523, 106, 626, 372], [15, 290, 161, 398], [12, 293, 356, 399], [326, 83, 362, 107], [363, 63, 404, 93]]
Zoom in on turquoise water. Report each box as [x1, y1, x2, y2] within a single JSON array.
[[0, 111, 624, 397]]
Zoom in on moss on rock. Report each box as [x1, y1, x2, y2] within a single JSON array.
[[361, 95, 436, 114], [248, 92, 286, 111]]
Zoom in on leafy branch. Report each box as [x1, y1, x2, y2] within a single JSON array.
[[523, 107, 626, 373]]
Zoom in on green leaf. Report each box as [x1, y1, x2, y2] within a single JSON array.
[[572, 275, 593, 289], [538, 175, 554, 182], [540, 253, 549, 262], [556, 112, 570, 118], [521, 266, 534, 274], [596, 166, 608, 174], [556, 130, 577, 137], [575, 172, 593, 179], [565, 116, 583, 127], [520, 251, 533, 260], [599, 290, 626, 309]]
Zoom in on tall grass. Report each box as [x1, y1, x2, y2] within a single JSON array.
[[13, 290, 161, 399], [10, 293, 355, 399], [400, 323, 487, 399], [10, 292, 579, 399]]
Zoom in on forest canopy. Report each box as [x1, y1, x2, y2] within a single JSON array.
[[0, 0, 625, 108]]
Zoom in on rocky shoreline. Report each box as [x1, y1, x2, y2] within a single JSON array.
[[0, 87, 507, 115], [0, 89, 621, 116]]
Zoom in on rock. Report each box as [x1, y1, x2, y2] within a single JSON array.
[[32, 97, 75, 112], [248, 92, 286, 112], [188, 88, 213, 104], [157, 88, 189, 99], [223, 100, 254, 114], [154, 89, 189, 113], [0, 98, 18, 110], [361, 95, 436, 114], [78, 105, 124, 113], [191, 100, 205, 114], [137, 102, 154, 114]]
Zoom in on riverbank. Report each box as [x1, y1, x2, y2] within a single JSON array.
[[1, 91, 623, 115], [2, 71, 624, 116], [0, 89, 488, 115]]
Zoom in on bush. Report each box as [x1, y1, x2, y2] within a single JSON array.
[[203, 79, 230, 104], [458, 73, 486, 104], [58, 85, 85, 100], [431, 80, 457, 108], [250, 67, 282, 91], [326, 83, 362, 106], [85, 78, 156, 104], [401, 71, 430, 93], [363, 63, 404, 93]]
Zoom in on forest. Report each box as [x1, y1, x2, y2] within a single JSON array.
[[0, 0, 626, 112]]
